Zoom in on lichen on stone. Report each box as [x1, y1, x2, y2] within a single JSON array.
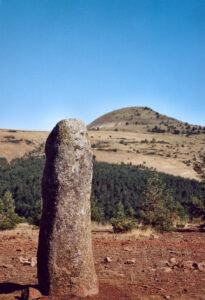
[[37, 119, 98, 297]]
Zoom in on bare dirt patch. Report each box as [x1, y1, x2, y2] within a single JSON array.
[[0, 224, 205, 300]]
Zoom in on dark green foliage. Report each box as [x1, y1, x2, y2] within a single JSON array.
[[0, 156, 45, 224], [110, 201, 135, 233], [25, 139, 33, 145], [28, 198, 42, 226], [0, 157, 8, 168], [0, 156, 204, 229], [150, 126, 166, 133], [91, 196, 105, 224], [187, 196, 205, 220], [139, 170, 173, 231], [188, 155, 205, 223], [8, 139, 23, 144], [4, 135, 15, 139], [146, 152, 156, 155], [92, 162, 203, 223], [0, 190, 24, 230], [141, 139, 149, 143]]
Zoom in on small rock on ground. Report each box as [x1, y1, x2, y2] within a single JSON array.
[[21, 287, 42, 300]]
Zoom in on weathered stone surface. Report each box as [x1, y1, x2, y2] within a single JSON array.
[[37, 119, 98, 297]]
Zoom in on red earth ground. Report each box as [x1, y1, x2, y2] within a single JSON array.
[[0, 224, 205, 300]]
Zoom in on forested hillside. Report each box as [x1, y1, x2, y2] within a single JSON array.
[[0, 156, 204, 225]]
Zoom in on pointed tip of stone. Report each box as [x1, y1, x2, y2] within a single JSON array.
[[50, 119, 88, 141], [56, 118, 86, 129]]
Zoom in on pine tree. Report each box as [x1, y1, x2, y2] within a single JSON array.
[[140, 170, 173, 231], [91, 197, 105, 224], [0, 190, 23, 230], [111, 201, 135, 233]]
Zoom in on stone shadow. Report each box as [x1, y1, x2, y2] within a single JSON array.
[[0, 282, 38, 297]]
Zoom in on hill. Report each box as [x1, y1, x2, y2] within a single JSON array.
[[88, 107, 205, 180], [0, 128, 48, 162], [0, 106, 204, 180], [88, 106, 205, 134]]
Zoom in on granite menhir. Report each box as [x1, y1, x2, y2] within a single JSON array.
[[37, 119, 99, 297]]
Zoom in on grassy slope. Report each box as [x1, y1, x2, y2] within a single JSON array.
[[0, 107, 204, 180]]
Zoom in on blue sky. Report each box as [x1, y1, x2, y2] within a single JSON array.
[[0, 0, 204, 130]]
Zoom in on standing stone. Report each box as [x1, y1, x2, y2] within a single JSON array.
[[37, 119, 98, 297]]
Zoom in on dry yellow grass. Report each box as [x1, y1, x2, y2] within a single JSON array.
[[0, 106, 204, 181], [91, 221, 113, 231], [91, 221, 158, 240], [0, 128, 48, 161], [90, 130, 203, 180], [0, 222, 39, 241]]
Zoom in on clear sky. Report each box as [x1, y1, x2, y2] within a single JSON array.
[[0, 0, 204, 130]]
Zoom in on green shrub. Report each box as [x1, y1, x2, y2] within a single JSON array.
[[25, 139, 33, 145], [0, 190, 24, 230], [111, 202, 135, 233], [111, 217, 135, 233]]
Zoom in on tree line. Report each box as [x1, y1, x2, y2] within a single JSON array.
[[0, 156, 204, 229]]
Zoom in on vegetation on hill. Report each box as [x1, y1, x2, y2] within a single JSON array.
[[92, 161, 204, 225], [139, 170, 174, 231], [0, 156, 43, 225], [190, 155, 205, 226], [0, 155, 204, 230], [0, 108, 204, 183], [88, 106, 205, 136], [0, 190, 24, 229]]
